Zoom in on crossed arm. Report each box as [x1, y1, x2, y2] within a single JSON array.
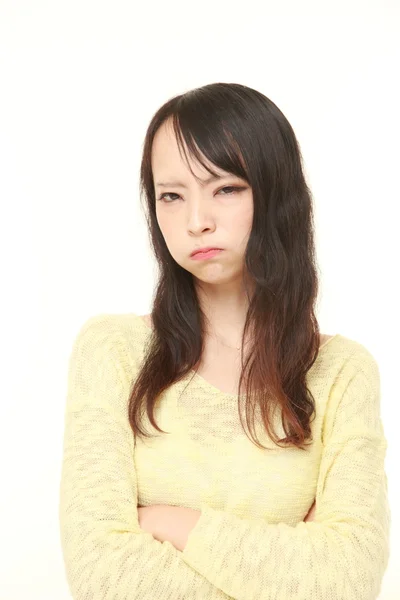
[[137, 500, 317, 552]]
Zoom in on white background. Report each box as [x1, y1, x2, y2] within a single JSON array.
[[0, 1, 399, 598]]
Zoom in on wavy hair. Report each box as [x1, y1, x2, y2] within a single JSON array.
[[129, 82, 321, 451]]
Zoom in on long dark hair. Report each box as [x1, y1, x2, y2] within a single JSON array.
[[129, 82, 321, 451]]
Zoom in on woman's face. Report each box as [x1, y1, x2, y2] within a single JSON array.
[[151, 120, 254, 287]]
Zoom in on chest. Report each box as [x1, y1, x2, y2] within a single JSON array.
[[133, 363, 325, 526], [194, 342, 248, 395], [134, 405, 323, 525]]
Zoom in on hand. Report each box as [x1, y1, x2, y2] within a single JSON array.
[[304, 500, 316, 522], [137, 504, 166, 541], [138, 504, 201, 552]]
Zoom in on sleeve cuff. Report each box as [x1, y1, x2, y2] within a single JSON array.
[[181, 503, 238, 571]]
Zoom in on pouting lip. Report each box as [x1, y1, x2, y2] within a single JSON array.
[[190, 247, 223, 257]]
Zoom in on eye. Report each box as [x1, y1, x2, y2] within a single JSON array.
[[158, 186, 246, 203], [158, 192, 180, 202], [218, 186, 244, 195]]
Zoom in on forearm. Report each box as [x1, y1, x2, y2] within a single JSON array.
[[138, 504, 201, 551], [138, 500, 317, 551]]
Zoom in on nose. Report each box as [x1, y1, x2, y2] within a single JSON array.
[[186, 198, 217, 236]]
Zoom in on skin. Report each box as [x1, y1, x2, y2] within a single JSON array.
[[140, 119, 318, 550], [152, 117, 255, 347], [137, 501, 316, 551], [137, 505, 201, 552]]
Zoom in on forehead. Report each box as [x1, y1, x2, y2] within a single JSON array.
[[151, 120, 219, 180]]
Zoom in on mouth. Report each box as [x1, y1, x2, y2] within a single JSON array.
[[190, 247, 223, 257], [190, 248, 224, 260]]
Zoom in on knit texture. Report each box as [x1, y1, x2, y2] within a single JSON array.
[[59, 312, 391, 600]]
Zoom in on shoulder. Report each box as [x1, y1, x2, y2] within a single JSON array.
[[140, 313, 152, 328], [319, 334, 383, 446], [67, 314, 140, 416], [71, 312, 148, 371], [333, 334, 380, 379], [310, 332, 381, 413], [319, 333, 332, 345], [74, 312, 126, 338], [325, 334, 382, 417], [74, 312, 148, 339], [70, 310, 148, 377], [69, 314, 129, 376]]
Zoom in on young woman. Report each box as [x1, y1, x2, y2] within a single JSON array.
[[59, 82, 390, 600]]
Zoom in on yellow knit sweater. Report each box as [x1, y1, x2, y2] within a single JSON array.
[[59, 312, 391, 600]]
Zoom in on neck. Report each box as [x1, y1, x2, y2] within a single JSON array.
[[195, 277, 254, 348]]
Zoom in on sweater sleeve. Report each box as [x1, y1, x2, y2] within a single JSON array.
[[59, 316, 234, 600], [181, 350, 391, 600]]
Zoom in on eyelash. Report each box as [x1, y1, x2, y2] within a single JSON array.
[[157, 186, 246, 203]]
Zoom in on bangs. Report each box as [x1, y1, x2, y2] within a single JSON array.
[[168, 111, 250, 185]]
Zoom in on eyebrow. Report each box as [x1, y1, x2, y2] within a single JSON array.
[[156, 173, 229, 188]]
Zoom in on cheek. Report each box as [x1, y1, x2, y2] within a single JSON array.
[[230, 206, 253, 238], [156, 212, 180, 253], [156, 211, 172, 238]]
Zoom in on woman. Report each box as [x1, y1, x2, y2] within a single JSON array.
[[59, 82, 390, 600]]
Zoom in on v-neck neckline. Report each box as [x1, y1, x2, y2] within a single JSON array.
[[134, 313, 341, 398]]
